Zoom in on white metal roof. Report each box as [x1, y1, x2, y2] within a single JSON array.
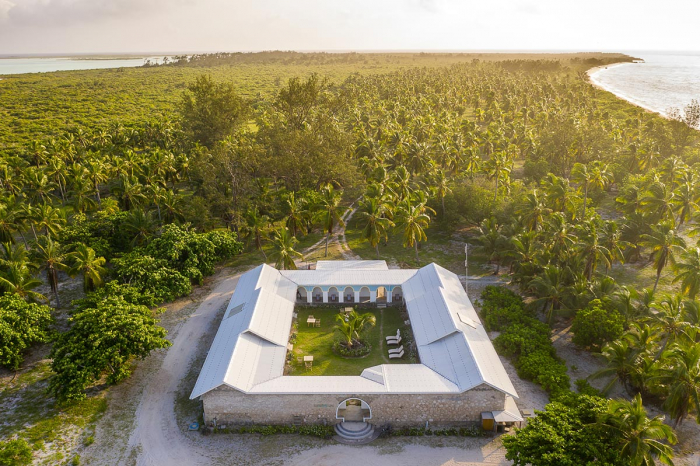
[[280, 269, 416, 287], [190, 261, 518, 399], [315, 260, 389, 271], [493, 395, 523, 422]]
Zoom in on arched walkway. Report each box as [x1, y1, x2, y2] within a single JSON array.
[[336, 398, 372, 422], [296, 286, 307, 303], [392, 286, 403, 303], [376, 286, 387, 303], [359, 286, 371, 303], [344, 287, 355, 303], [312, 286, 323, 303], [328, 286, 339, 303]]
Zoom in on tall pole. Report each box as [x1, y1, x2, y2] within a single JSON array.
[[464, 243, 469, 295]]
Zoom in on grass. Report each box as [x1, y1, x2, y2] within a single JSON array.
[[0, 361, 107, 464], [288, 306, 415, 376]]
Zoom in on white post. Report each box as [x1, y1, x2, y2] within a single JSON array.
[[387, 288, 393, 304], [323, 290, 328, 303], [354, 290, 360, 303], [464, 243, 469, 295], [339, 291, 344, 303], [307, 288, 312, 304], [370, 290, 377, 303]]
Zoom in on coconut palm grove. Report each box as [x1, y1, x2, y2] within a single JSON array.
[[1, 51, 699, 464]]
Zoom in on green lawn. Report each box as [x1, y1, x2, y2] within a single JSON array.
[[288, 306, 415, 376]]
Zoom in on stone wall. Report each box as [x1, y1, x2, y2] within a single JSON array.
[[202, 384, 505, 427]]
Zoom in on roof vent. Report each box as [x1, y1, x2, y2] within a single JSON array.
[[458, 312, 477, 329], [226, 303, 246, 319]]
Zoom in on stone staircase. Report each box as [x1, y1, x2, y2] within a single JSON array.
[[333, 421, 378, 444]]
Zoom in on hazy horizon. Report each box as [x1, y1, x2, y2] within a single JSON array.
[[1, 0, 700, 55]]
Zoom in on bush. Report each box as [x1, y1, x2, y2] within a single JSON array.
[[113, 252, 192, 304], [494, 323, 553, 358], [0, 294, 53, 370], [0, 439, 32, 466], [332, 339, 371, 358], [482, 286, 568, 395], [571, 300, 625, 351], [204, 230, 243, 259], [145, 224, 217, 284], [215, 424, 334, 439]]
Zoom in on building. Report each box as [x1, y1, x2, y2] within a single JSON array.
[[190, 260, 521, 436]]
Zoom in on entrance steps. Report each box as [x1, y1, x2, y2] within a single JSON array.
[[333, 421, 378, 444]]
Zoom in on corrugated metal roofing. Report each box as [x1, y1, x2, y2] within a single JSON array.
[[316, 260, 389, 271], [190, 261, 518, 400], [493, 395, 523, 422], [280, 269, 416, 287]]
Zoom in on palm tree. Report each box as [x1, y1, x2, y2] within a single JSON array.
[[357, 197, 394, 258], [571, 161, 611, 219], [640, 182, 675, 225], [601, 220, 629, 273], [429, 168, 452, 217], [640, 222, 686, 294], [161, 189, 185, 224], [474, 217, 506, 274], [674, 247, 700, 299], [0, 205, 19, 243], [528, 265, 569, 323], [124, 209, 156, 247], [0, 264, 45, 302], [653, 343, 700, 426], [397, 201, 431, 265], [590, 339, 639, 395], [243, 207, 270, 260], [333, 310, 377, 349], [69, 244, 107, 292], [646, 294, 698, 358], [577, 218, 611, 282], [484, 150, 512, 202], [32, 203, 65, 239], [269, 227, 302, 270], [316, 184, 345, 257], [283, 192, 309, 237], [598, 394, 677, 466], [31, 237, 68, 307], [517, 189, 551, 231]]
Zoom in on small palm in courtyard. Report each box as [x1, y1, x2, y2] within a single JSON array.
[[333, 310, 377, 349]]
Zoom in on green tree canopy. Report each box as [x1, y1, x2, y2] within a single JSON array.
[[49, 296, 171, 402]]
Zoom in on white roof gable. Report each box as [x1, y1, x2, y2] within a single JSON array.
[[316, 260, 389, 271], [280, 269, 416, 287]]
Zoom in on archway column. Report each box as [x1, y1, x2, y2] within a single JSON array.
[[306, 287, 312, 303], [323, 290, 328, 303], [370, 290, 377, 303], [387, 287, 393, 303], [354, 290, 360, 303]]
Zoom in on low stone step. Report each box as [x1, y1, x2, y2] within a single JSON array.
[[334, 422, 377, 444]]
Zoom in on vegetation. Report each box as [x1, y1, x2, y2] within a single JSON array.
[[288, 307, 413, 376], [2, 49, 700, 456], [0, 294, 52, 369]]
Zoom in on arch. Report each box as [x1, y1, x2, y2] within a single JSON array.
[[312, 286, 323, 303], [376, 286, 387, 303], [392, 286, 403, 302], [296, 286, 307, 302], [359, 286, 371, 303], [328, 286, 339, 303], [336, 398, 372, 422], [343, 287, 355, 303]]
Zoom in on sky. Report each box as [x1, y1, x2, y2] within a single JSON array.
[[0, 0, 699, 55]]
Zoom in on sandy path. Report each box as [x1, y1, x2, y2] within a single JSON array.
[[126, 273, 242, 466]]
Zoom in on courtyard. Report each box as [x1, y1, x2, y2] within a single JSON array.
[[287, 306, 416, 376]]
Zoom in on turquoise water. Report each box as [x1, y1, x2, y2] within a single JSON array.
[[590, 52, 700, 116], [0, 56, 167, 75]]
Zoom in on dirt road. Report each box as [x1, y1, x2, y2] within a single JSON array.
[[126, 273, 242, 466]]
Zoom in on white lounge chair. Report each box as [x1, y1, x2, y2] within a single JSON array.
[[386, 336, 402, 346], [385, 329, 400, 343], [388, 345, 404, 355], [389, 349, 404, 359]]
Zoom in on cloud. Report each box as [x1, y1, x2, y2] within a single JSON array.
[[3, 0, 192, 26], [0, 0, 14, 22]]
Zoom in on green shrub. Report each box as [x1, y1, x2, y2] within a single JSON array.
[[571, 300, 624, 351], [0, 439, 32, 466], [494, 323, 553, 358], [203, 230, 243, 259], [332, 339, 371, 358], [0, 294, 53, 370], [113, 252, 192, 303]]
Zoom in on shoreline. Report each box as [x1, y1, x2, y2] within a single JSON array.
[[587, 61, 671, 117]]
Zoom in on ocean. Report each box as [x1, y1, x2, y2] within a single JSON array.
[[590, 52, 700, 116], [0, 56, 168, 75]]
